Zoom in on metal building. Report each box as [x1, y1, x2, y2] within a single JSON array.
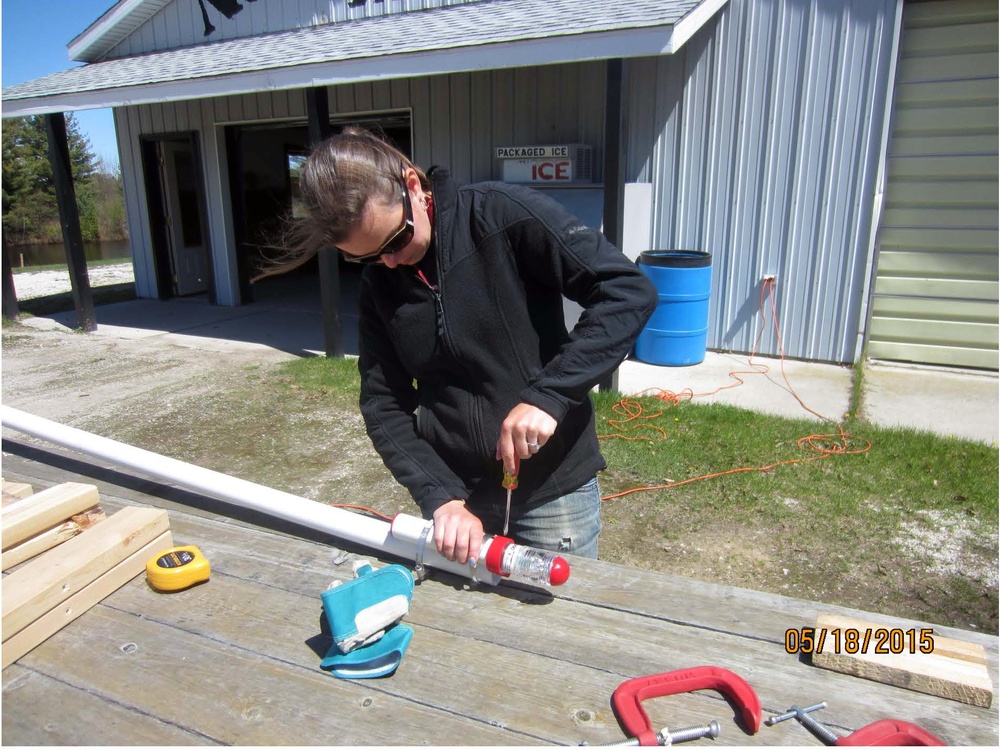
[[2, 0, 996, 369]]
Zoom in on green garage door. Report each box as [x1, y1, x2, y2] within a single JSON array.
[[869, 0, 998, 370]]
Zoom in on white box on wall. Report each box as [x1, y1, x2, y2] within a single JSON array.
[[622, 183, 653, 262]]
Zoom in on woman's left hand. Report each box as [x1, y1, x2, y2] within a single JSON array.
[[496, 402, 557, 472]]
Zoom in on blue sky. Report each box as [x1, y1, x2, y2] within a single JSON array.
[[2, 0, 120, 168]]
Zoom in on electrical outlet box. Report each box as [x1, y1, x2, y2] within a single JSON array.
[[762, 274, 777, 283]]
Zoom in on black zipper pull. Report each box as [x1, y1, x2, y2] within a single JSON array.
[[416, 269, 444, 338]]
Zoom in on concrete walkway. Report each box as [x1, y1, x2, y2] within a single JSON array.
[[15, 293, 998, 446]]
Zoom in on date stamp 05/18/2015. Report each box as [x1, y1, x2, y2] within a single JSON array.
[[785, 627, 936, 655]]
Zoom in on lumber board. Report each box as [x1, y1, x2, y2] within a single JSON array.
[[1, 665, 216, 745], [1, 482, 99, 550], [2, 531, 173, 669], [2, 506, 170, 640], [1, 480, 33, 502], [812, 613, 994, 708], [1, 507, 106, 571]]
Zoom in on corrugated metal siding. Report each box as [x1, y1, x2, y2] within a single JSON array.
[[628, 0, 900, 363], [114, 62, 606, 302], [868, 0, 999, 370], [106, 0, 488, 59]]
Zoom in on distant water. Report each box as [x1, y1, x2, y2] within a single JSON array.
[[9, 239, 131, 268]]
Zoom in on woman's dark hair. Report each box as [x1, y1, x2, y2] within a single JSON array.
[[254, 126, 428, 280]]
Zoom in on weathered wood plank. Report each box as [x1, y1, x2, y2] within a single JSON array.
[[2, 507, 107, 571], [812, 613, 994, 709], [1, 482, 98, 550], [560, 556, 1000, 677], [112, 572, 618, 744], [2, 531, 173, 668], [17, 605, 524, 746], [102, 562, 769, 745], [2, 664, 217, 745], [102, 508, 997, 746], [2, 507, 170, 640]]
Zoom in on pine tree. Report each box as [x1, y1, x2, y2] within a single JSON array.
[[2, 113, 101, 245]]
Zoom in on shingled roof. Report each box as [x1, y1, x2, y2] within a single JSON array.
[[2, 0, 728, 116]]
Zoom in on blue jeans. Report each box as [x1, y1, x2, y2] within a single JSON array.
[[477, 477, 602, 559]]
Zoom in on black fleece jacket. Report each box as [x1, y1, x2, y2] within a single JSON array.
[[357, 168, 657, 518]]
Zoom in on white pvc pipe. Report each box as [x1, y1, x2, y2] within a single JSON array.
[[0, 405, 492, 583]]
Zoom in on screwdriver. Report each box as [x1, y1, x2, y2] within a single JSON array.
[[501, 454, 520, 535]]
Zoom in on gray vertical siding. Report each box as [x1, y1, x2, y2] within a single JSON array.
[[629, 0, 901, 363], [115, 62, 606, 302], [107, 0, 487, 59]]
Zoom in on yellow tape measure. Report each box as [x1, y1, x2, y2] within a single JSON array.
[[146, 545, 211, 592]]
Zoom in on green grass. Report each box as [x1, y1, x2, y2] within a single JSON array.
[[273, 355, 362, 408], [592, 392, 997, 525]]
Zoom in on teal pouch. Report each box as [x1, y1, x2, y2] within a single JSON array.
[[319, 561, 415, 680], [320, 623, 414, 679], [321, 561, 414, 652]]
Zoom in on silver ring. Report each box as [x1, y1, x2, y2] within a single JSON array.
[[527, 442, 540, 451]]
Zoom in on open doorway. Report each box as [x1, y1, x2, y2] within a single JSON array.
[[226, 114, 412, 305], [141, 133, 212, 300]]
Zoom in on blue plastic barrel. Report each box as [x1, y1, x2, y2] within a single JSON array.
[[634, 250, 712, 366]]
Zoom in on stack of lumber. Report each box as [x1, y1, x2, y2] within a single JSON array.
[[1, 480, 173, 668], [3, 481, 107, 570]]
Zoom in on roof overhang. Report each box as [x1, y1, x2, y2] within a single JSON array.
[[3, 0, 729, 118], [68, 0, 173, 63]]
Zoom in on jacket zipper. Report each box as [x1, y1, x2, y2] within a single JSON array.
[[416, 269, 444, 338], [415, 266, 490, 461]]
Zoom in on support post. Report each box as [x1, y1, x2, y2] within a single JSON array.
[[44, 112, 96, 332], [306, 87, 344, 358], [226, 126, 253, 304], [2, 233, 20, 321], [600, 58, 628, 392]]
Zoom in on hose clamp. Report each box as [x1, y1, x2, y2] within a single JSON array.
[[413, 521, 433, 583]]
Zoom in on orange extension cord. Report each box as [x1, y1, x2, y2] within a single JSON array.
[[599, 278, 871, 501], [330, 503, 395, 522]]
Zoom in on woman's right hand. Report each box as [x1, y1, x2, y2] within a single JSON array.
[[432, 499, 484, 566]]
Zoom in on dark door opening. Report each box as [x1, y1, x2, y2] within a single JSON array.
[[141, 133, 213, 300], [226, 115, 412, 305]]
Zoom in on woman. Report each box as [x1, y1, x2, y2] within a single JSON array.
[[296, 127, 656, 567]]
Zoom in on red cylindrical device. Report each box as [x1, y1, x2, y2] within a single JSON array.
[[483, 534, 570, 586]]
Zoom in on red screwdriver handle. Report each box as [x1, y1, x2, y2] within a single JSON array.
[[836, 719, 945, 746], [612, 667, 762, 745]]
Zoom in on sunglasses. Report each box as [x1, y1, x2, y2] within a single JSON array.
[[339, 180, 414, 264]]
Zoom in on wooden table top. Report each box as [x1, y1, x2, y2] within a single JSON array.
[[2, 441, 997, 746]]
